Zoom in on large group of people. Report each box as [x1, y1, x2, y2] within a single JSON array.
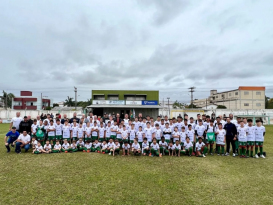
[[5, 112, 266, 159]]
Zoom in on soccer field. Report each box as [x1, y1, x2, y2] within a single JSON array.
[[1, 123, 272, 205]]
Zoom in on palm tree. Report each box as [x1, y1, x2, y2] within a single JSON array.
[[2, 91, 15, 108], [64, 96, 74, 107]]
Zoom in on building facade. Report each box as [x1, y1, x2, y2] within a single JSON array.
[[87, 90, 160, 118], [193, 86, 265, 110], [12, 91, 52, 110]]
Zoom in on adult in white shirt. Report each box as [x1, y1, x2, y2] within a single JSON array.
[[15, 131, 31, 153], [9, 112, 22, 132]]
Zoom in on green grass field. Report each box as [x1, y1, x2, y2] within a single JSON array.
[[0, 123, 272, 205]]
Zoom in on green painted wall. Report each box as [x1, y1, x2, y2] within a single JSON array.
[[92, 90, 159, 101]]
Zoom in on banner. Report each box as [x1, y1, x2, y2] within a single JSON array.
[[93, 100, 125, 105], [126, 101, 142, 105], [206, 132, 215, 142], [141, 100, 158, 105]]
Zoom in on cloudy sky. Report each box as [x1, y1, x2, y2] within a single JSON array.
[[1, 0, 273, 103]]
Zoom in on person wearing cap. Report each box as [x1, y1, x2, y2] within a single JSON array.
[[15, 130, 31, 153], [5, 127, 20, 153], [9, 112, 22, 132], [19, 116, 32, 134]]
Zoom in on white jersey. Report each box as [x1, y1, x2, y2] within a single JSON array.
[[77, 127, 84, 138], [255, 126, 265, 142], [175, 122, 184, 132], [168, 145, 175, 150], [31, 140, 38, 147], [163, 128, 172, 140], [174, 144, 181, 150], [116, 128, 122, 139], [216, 129, 226, 145], [195, 142, 205, 151], [44, 144, 52, 151], [141, 122, 147, 130], [107, 142, 115, 149], [71, 126, 78, 137], [172, 131, 180, 143], [36, 145, 43, 151], [184, 141, 193, 150], [142, 142, 149, 149], [71, 143, 77, 150], [62, 125, 71, 139], [105, 126, 111, 137], [144, 127, 154, 142], [154, 121, 161, 126], [47, 125, 55, 136], [110, 125, 118, 136], [55, 124, 63, 136], [76, 141, 85, 147], [136, 131, 144, 142], [31, 124, 38, 133], [54, 144, 61, 149], [246, 126, 255, 141], [159, 141, 168, 148], [123, 119, 130, 126], [133, 121, 140, 132], [93, 142, 101, 149], [154, 129, 162, 140], [85, 143, 92, 149], [85, 126, 92, 137], [195, 125, 206, 137], [237, 126, 247, 142], [180, 131, 187, 143], [186, 129, 195, 142], [62, 143, 70, 150], [132, 143, 140, 150], [159, 124, 165, 132], [121, 129, 129, 140], [91, 126, 99, 136], [189, 122, 196, 130], [122, 144, 130, 150], [150, 143, 159, 150], [101, 143, 108, 149], [129, 129, 136, 140]]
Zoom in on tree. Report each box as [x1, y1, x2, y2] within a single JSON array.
[[64, 97, 74, 107], [3, 90, 15, 109], [265, 96, 270, 108], [172, 100, 186, 109], [53, 103, 59, 107], [185, 103, 198, 108], [217, 105, 227, 109], [77, 99, 92, 108]]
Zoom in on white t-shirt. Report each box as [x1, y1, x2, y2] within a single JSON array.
[[195, 141, 205, 151], [246, 126, 255, 141], [71, 126, 78, 137], [77, 127, 84, 138], [110, 125, 118, 136], [101, 143, 108, 149], [107, 142, 115, 149], [121, 129, 128, 140], [142, 142, 149, 149], [150, 143, 159, 150], [44, 144, 52, 151], [36, 145, 43, 151], [163, 128, 172, 140], [132, 143, 140, 150], [31, 124, 38, 133], [186, 129, 195, 142], [172, 131, 180, 143], [175, 122, 184, 132], [129, 129, 136, 140], [174, 144, 181, 150], [31, 140, 38, 147], [180, 131, 186, 143], [12, 117, 22, 130], [98, 127, 105, 138], [85, 126, 92, 137], [76, 141, 85, 147], [93, 142, 101, 148], [168, 145, 175, 150], [154, 129, 162, 140], [136, 131, 144, 142], [255, 126, 265, 142], [216, 129, 226, 145], [144, 127, 154, 142], [184, 141, 193, 150], [54, 144, 61, 149], [195, 125, 206, 137], [85, 143, 92, 149], [18, 134, 30, 143], [62, 143, 70, 149], [237, 126, 247, 142], [91, 126, 99, 136], [159, 141, 168, 148], [47, 125, 55, 136], [55, 124, 63, 136], [122, 144, 130, 150], [62, 125, 71, 138]]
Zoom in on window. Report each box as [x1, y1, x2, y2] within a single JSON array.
[[216, 96, 218, 98], [94, 95, 105, 100], [256, 92, 261, 95], [244, 91, 249, 95], [256, 103, 261, 106], [244, 103, 249, 106], [108, 95, 119, 100], [229, 93, 231, 96], [235, 92, 238, 95]]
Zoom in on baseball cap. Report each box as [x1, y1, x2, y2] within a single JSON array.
[[12, 126, 16, 129]]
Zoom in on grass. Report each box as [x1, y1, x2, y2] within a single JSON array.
[[0, 123, 273, 205]]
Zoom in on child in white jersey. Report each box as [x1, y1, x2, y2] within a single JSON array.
[[154, 124, 162, 143], [254, 120, 266, 158], [77, 123, 84, 141], [174, 140, 181, 157], [83, 141, 92, 152], [141, 138, 149, 156], [136, 126, 144, 148], [246, 119, 255, 158], [131, 138, 141, 156], [149, 138, 161, 157], [215, 123, 226, 156], [237, 121, 248, 158], [84, 122, 92, 142], [98, 122, 106, 143], [181, 137, 193, 156], [195, 137, 206, 157], [33, 142, 44, 154], [159, 136, 169, 156], [172, 127, 180, 143], [61, 139, 71, 153], [122, 141, 130, 156], [52, 140, 62, 153], [168, 141, 175, 156], [77, 138, 85, 151]]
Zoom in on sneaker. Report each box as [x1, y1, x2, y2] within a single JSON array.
[[109, 153, 111, 155], [255, 154, 259, 158], [65, 151, 68, 153], [203, 154, 206, 158], [17, 152, 21, 154], [83, 150, 86, 152], [87, 150, 90, 153], [225, 153, 229, 156], [149, 153, 152, 157], [233, 153, 236, 157], [97, 151, 100, 153], [217, 154, 220, 156], [102, 152, 105, 154], [260, 155, 265, 158]]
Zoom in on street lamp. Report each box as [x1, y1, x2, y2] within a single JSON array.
[[167, 97, 170, 117]]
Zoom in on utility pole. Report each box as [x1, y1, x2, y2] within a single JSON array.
[[167, 97, 170, 117], [41, 93, 43, 110], [5, 94, 8, 110], [188, 87, 196, 108], [206, 98, 207, 109], [74, 87, 77, 110]]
